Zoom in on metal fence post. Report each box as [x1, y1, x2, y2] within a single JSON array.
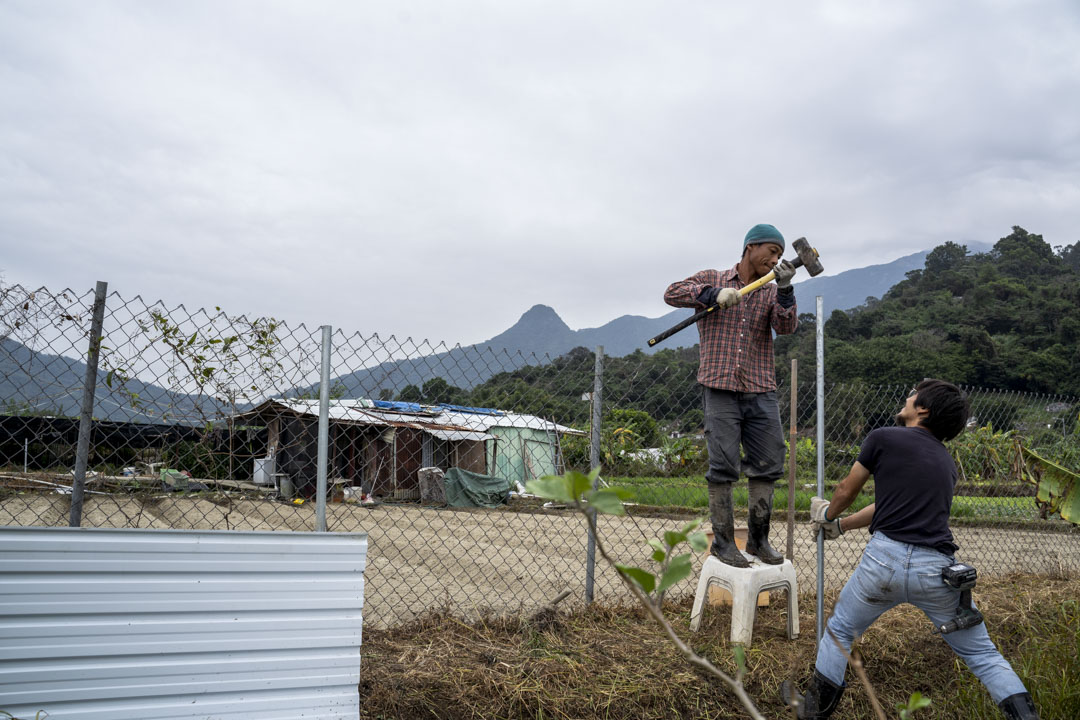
[[316, 325, 332, 532], [69, 281, 108, 528], [786, 358, 797, 560], [815, 295, 825, 644], [585, 345, 603, 603]]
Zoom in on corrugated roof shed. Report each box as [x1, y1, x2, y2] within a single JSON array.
[[236, 399, 582, 436]]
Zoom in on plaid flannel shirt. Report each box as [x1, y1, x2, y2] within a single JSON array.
[[664, 265, 798, 392]]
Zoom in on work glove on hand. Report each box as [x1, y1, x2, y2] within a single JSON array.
[[773, 259, 796, 289], [697, 286, 743, 309], [715, 287, 742, 309], [810, 496, 843, 540]]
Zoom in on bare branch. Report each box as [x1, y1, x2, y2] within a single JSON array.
[[826, 627, 887, 720]]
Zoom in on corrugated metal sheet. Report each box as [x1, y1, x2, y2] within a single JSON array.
[[0, 526, 367, 720], [242, 398, 584, 436], [272, 397, 377, 415], [423, 427, 493, 442], [438, 410, 584, 435]]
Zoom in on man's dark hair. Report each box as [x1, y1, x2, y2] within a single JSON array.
[[914, 379, 970, 441]]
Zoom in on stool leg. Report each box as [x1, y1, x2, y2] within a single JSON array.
[[690, 574, 712, 632], [731, 596, 756, 646], [786, 577, 800, 639], [730, 576, 757, 646]]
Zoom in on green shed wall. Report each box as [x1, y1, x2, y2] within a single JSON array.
[[488, 427, 558, 486]]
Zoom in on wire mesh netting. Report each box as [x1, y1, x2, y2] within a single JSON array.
[[2, 282, 1077, 627]]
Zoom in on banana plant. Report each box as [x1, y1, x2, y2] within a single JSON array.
[[1014, 441, 1080, 525]]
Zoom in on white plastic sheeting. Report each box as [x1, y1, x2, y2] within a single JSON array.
[[0, 526, 367, 719]]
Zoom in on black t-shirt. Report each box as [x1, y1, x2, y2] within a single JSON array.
[[857, 426, 958, 554]]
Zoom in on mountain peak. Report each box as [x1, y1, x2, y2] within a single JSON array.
[[519, 303, 559, 318], [511, 304, 571, 332], [477, 304, 573, 358]]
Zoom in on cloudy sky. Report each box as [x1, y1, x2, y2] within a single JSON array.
[[2, 1, 1078, 346]]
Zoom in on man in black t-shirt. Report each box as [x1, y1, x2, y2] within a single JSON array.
[[782, 380, 1037, 719]]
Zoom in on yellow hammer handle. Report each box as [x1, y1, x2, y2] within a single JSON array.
[[738, 269, 777, 297]]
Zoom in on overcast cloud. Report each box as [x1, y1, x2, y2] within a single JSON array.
[[2, 1, 1078, 345]]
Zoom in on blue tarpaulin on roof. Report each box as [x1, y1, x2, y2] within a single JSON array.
[[437, 403, 504, 416], [373, 400, 425, 413]]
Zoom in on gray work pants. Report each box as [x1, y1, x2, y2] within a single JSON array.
[[702, 387, 786, 485]]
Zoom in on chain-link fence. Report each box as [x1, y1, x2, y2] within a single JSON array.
[[2, 282, 1077, 627]]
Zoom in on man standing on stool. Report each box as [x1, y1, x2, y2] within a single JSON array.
[[664, 223, 798, 567]]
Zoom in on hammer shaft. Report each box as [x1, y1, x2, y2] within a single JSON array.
[[647, 243, 818, 348], [645, 277, 772, 347]]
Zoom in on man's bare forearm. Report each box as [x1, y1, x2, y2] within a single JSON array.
[[828, 461, 870, 518], [839, 503, 875, 532]]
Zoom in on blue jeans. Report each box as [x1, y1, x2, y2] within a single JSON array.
[[816, 533, 1026, 703], [702, 388, 785, 485]]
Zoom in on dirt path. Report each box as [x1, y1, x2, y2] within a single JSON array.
[[3, 493, 1076, 627]]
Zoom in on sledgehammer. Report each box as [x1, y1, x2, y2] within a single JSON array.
[[647, 237, 824, 347]]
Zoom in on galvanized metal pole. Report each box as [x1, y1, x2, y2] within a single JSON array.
[[786, 358, 797, 560], [316, 325, 332, 532], [585, 346, 603, 603], [69, 281, 108, 528], [815, 296, 825, 644]]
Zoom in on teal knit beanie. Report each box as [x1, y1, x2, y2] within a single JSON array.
[[744, 223, 785, 251]]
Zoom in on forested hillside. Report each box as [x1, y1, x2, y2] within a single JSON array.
[[775, 226, 1080, 395], [401, 227, 1079, 429]]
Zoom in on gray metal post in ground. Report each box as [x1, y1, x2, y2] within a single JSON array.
[[787, 358, 797, 560], [585, 345, 603, 603], [69, 280, 108, 528], [815, 295, 825, 643], [316, 325, 332, 532]]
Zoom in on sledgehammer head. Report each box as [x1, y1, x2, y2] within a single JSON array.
[[791, 237, 825, 277]]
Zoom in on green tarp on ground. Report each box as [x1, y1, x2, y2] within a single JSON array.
[[443, 467, 513, 508]]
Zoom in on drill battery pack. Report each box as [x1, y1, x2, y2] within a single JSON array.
[[941, 563, 977, 590]]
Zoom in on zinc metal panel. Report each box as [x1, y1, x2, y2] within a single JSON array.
[[0, 526, 367, 720], [421, 427, 493, 442]]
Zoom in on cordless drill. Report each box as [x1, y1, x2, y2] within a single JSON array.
[[934, 563, 984, 634]]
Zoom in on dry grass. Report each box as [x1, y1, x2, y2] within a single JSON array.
[[358, 573, 1079, 719]]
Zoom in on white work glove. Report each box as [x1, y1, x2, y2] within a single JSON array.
[[715, 287, 742, 309], [773, 259, 796, 289], [810, 496, 843, 540]]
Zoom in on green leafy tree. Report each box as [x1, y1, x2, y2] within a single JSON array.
[[924, 241, 968, 274], [420, 376, 467, 405], [606, 408, 662, 449], [1057, 240, 1080, 272], [294, 382, 347, 401], [397, 384, 422, 403]]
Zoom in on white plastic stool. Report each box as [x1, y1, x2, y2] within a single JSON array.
[[689, 553, 799, 646]]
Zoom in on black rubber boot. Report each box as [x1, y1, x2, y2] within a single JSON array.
[[745, 479, 784, 564], [708, 483, 749, 568], [998, 692, 1038, 719], [780, 670, 845, 719]]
